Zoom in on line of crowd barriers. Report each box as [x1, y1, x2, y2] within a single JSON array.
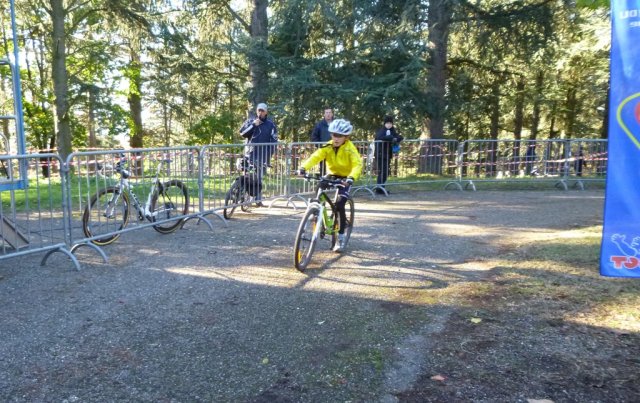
[[0, 138, 607, 269]]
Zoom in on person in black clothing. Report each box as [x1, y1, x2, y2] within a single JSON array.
[[374, 115, 403, 195], [238, 102, 278, 206], [310, 107, 334, 175], [310, 107, 334, 143]]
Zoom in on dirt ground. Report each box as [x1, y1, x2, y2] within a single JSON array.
[[1, 189, 638, 402]]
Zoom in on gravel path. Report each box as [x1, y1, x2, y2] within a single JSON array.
[[0, 190, 604, 401]]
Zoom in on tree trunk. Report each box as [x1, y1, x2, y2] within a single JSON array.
[[88, 86, 97, 148], [425, 0, 453, 140], [512, 78, 525, 174], [530, 71, 544, 140], [127, 49, 144, 149], [419, 0, 453, 175], [487, 79, 501, 177], [601, 83, 609, 139], [50, 0, 72, 159], [163, 103, 170, 147], [249, 0, 269, 106], [548, 101, 558, 139], [564, 86, 578, 139]]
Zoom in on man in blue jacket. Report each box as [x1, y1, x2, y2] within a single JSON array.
[[310, 107, 334, 175], [310, 107, 334, 143], [239, 103, 278, 206]]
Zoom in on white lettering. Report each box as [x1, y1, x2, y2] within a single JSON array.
[[620, 10, 640, 19]]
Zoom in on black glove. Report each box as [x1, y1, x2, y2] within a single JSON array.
[[345, 177, 354, 184], [298, 168, 306, 176]]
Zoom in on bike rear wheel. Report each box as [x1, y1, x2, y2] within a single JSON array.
[[223, 180, 246, 219], [82, 187, 130, 245], [331, 198, 354, 249], [151, 180, 189, 234], [293, 206, 321, 272]]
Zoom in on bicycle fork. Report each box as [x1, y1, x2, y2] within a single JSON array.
[[104, 191, 122, 219], [309, 203, 334, 243]]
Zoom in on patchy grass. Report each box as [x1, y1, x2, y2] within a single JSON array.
[[400, 224, 640, 402]]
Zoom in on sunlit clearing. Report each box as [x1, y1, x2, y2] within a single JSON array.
[[165, 264, 467, 305], [566, 297, 640, 332]]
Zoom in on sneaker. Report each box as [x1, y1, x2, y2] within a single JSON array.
[[333, 234, 346, 253], [255, 201, 264, 208]]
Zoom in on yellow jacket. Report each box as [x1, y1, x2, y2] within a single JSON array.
[[301, 140, 363, 180]]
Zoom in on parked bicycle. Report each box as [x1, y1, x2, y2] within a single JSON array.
[[293, 174, 354, 272], [82, 154, 189, 245], [223, 156, 267, 219]]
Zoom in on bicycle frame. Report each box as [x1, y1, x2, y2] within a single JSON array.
[[305, 179, 342, 241], [106, 157, 170, 222], [324, 191, 338, 231], [236, 157, 266, 193]]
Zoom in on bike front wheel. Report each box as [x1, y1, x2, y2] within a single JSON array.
[[82, 187, 130, 245], [151, 180, 189, 234], [331, 198, 354, 250], [293, 206, 321, 272]]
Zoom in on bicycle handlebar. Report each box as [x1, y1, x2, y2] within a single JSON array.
[[301, 174, 347, 187], [101, 155, 172, 180]]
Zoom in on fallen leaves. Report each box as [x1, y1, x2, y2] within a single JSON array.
[[430, 374, 446, 382]]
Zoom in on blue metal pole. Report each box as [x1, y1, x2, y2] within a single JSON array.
[[9, 0, 27, 157], [6, 0, 30, 191]]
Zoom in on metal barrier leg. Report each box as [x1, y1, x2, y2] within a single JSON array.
[[554, 180, 568, 191], [185, 213, 218, 229], [69, 242, 109, 264], [41, 245, 83, 271], [444, 181, 463, 191]]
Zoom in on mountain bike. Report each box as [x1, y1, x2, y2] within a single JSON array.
[[82, 154, 189, 245], [223, 157, 266, 219], [293, 174, 354, 272]]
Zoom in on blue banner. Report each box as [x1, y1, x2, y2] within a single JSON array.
[[600, 1, 640, 277]]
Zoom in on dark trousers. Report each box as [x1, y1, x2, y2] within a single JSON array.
[[335, 184, 351, 234], [376, 154, 390, 186], [318, 179, 351, 234]]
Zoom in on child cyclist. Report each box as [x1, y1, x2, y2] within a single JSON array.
[[298, 119, 363, 252]]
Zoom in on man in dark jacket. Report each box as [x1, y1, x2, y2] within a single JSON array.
[[238, 102, 278, 205], [310, 107, 334, 143], [374, 115, 403, 195], [310, 107, 334, 175]]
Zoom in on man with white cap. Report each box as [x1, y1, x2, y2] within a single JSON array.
[[238, 102, 278, 206]]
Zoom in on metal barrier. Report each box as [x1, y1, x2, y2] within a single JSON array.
[[457, 139, 607, 190], [366, 139, 461, 193], [0, 153, 80, 268], [65, 147, 212, 260], [283, 141, 377, 203], [565, 139, 608, 190], [199, 142, 292, 213], [0, 139, 608, 269]]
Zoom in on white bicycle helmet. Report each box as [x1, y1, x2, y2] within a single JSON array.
[[328, 119, 353, 136]]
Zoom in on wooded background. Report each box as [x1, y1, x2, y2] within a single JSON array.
[[1, 0, 610, 158]]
